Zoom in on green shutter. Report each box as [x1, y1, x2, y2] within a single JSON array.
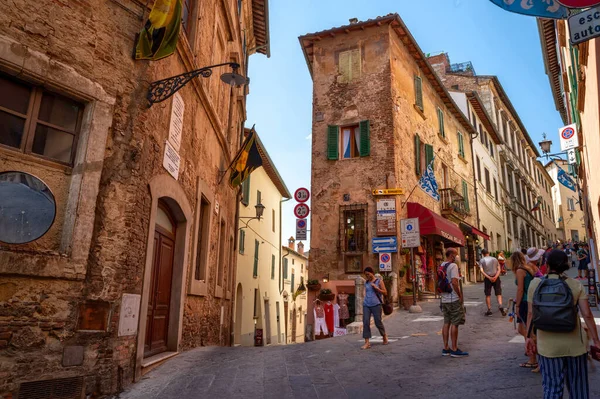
[[291, 272, 295, 293], [241, 175, 251, 206], [271, 255, 275, 279], [253, 239, 259, 277], [415, 134, 421, 176], [283, 258, 288, 279], [327, 125, 339, 160], [458, 132, 464, 157], [462, 180, 469, 211], [425, 144, 434, 168], [239, 229, 245, 254], [438, 108, 445, 137], [359, 120, 370, 156], [414, 76, 423, 110]]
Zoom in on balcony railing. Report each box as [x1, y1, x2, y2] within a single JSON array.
[[447, 61, 476, 75], [440, 188, 470, 220]]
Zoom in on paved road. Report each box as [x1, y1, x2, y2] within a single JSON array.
[[117, 268, 600, 399]]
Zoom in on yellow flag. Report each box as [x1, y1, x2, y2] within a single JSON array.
[[135, 0, 182, 61]]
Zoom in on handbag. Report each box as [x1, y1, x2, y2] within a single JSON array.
[[373, 279, 393, 315]]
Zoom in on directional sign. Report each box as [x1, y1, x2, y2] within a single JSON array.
[[372, 188, 404, 196], [568, 4, 600, 45], [296, 219, 307, 241], [372, 237, 398, 253], [401, 218, 420, 248], [379, 252, 392, 272], [568, 149, 577, 165], [294, 203, 310, 219], [294, 187, 310, 203], [559, 124, 579, 151]]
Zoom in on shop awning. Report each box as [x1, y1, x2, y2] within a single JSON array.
[[460, 222, 491, 241], [407, 202, 465, 247]]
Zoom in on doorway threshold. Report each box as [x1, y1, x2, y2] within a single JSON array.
[[141, 351, 179, 372]]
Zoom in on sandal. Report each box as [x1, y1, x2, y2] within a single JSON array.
[[361, 343, 371, 350], [520, 362, 538, 368], [531, 366, 540, 373]]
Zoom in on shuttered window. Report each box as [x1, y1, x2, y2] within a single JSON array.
[[359, 120, 370, 156], [462, 180, 469, 211], [437, 108, 445, 138], [241, 175, 251, 206], [338, 48, 361, 83], [327, 125, 339, 160], [283, 257, 288, 279], [457, 132, 465, 158], [414, 76, 423, 110], [239, 229, 245, 254], [425, 144, 434, 169], [414, 134, 421, 176], [253, 239, 259, 277], [271, 254, 275, 280], [328, 122, 370, 160], [291, 271, 295, 293]]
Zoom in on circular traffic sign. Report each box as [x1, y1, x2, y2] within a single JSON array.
[[406, 224, 413, 231], [294, 203, 310, 219], [297, 219, 307, 228], [561, 127, 575, 140], [381, 254, 390, 263], [294, 187, 310, 203], [558, 0, 600, 7]]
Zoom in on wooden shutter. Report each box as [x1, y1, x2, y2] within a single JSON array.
[[425, 144, 434, 168], [359, 120, 370, 157], [271, 255, 275, 279], [458, 132, 464, 157], [414, 76, 423, 110], [291, 272, 295, 293], [253, 239, 259, 277], [242, 175, 251, 206], [414, 134, 421, 176], [437, 108, 445, 137], [462, 180, 469, 211], [283, 258, 288, 279], [327, 125, 339, 160]]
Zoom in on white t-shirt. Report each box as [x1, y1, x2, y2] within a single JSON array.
[[440, 262, 460, 304]]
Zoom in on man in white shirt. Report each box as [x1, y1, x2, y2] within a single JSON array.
[[479, 248, 506, 317], [440, 248, 468, 358]]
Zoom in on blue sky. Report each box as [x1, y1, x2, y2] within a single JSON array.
[[245, 0, 565, 249]]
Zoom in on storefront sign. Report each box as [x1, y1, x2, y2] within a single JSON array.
[[568, 5, 600, 44], [401, 218, 420, 248], [118, 293, 141, 337], [168, 92, 184, 152], [163, 141, 181, 180], [379, 252, 392, 272], [559, 123, 579, 151], [376, 199, 397, 236]]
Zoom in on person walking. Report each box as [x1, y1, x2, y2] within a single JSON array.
[[511, 251, 538, 369], [361, 267, 388, 349], [526, 250, 600, 399], [479, 248, 506, 316], [577, 243, 589, 279], [440, 248, 468, 358]]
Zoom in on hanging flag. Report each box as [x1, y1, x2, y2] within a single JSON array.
[[557, 167, 576, 191], [135, 0, 182, 61], [418, 159, 440, 202], [531, 196, 542, 212], [489, 0, 568, 19], [229, 129, 263, 188]]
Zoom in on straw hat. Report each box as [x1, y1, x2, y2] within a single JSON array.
[[526, 247, 545, 263]]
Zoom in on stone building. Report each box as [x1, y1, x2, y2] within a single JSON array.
[[299, 14, 478, 331], [546, 159, 585, 242], [282, 238, 308, 344], [234, 131, 291, 347], [0, 0, 269, 397], [430, 53, 556, 251]]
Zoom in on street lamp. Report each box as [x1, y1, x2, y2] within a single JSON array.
[[239, 202, 266, 229], [539, 133, 553, 156], [147, 62, 247, 106]]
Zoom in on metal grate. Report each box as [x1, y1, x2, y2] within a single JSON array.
[[18, 376, 84, 399], [339, 203, 368, 252]]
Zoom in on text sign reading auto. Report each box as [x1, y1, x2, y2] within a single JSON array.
[[294, 203, 310, 219], [294, 187, 310, 203], [568, 5, 600, 45], [559, 124, 579, 151]]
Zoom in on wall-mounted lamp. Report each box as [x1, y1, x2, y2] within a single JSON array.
[[322, 274, 329, 283], [239, 202, 266, 229]]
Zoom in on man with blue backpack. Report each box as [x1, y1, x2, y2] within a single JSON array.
[[439, 247, 468, 358], [525, 250, 600, 399]]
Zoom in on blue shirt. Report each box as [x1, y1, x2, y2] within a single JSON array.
[[364, 278, 382, 307]]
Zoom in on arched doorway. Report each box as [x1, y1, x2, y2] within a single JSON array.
[[235, 283, 243, 345], [144, 201, 176, 358]]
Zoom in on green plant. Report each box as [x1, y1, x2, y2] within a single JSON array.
[[400, 248, 410, 255], [307, 279, 319, 285], [319, 288, 332, 295]]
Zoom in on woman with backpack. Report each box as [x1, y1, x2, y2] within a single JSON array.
[[361, 267, 388, 349], [526, 250, 600, 399], [511, 251, 539, 370]]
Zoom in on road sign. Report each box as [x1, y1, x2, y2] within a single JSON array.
[[401, 218, 420, 248], [376, 199, 397, 236], [379, 252, 392, 272], [568, 4, 600, 45], [559, 0, 600, 7], [296, 219, 307, 240], [372, 188, 404, 196], [294, 203, 310, 219], [559, 124, 579, 151], [372, 237, 398, 253], [568, 149, 577, 165], [294, 187, 310, 203]]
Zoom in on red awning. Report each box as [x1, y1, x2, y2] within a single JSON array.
[[471, 226, 490, 241], [406, 202, 465, 247]]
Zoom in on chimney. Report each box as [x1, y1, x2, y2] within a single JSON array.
[[349, 18, 358, 24], [297, 242, 304, 255], [288, 236, 295, 251]]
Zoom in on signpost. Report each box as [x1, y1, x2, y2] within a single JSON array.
[[371, 237, 398, 253], [376, 199, 397, 236], [294, 187, 310, 203], [400, 218, 421, 312], [568, 149, 577, 165], [568, 5, 600, 45], [559, 124, 579, 151], [296, 219, 307, 241], [294, 203, 310, 219], [372, 188, 404, 196], [379, 252, 392, 272]]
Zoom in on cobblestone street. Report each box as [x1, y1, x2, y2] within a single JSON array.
[[117, 269, 600, 399]]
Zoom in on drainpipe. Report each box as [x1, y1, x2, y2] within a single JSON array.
[[469, 130, 480, 282]]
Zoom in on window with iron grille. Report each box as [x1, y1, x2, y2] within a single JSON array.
[[340, 204, 367, 253]]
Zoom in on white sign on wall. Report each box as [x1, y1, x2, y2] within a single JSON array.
[[163, 141, 181, 180], [118, 293, 141, 337], [568, 149, 577, 165], [568, 5, 600, 45], [559, 124, 579, 151], [401, 218, 420, 248], [168, 93, 185, 152]]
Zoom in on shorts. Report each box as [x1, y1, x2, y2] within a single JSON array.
[[578, 260, 589, 271], [484, 277, 502, 296], [517, 301, 528, 324], [442, 301, 466, 326]]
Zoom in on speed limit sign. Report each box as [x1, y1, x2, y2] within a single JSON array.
[[294, 187, 310, 203], [294, 203, 310, 219]]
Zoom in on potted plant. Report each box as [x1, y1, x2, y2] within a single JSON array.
[[399, 265, 409, 278], [306, 279, 321, 292], [400, 290, 414, 311], [319, 288, 335, 301]]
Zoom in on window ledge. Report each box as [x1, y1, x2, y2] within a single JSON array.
[[458, 155, 468, 164], [438, 134, 448, 144], [413, 104, 426, 120]]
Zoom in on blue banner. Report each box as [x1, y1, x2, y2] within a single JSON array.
[[418, 160, 440, 202], [557, 167, 576, 191], [489, 0, 568, 19]]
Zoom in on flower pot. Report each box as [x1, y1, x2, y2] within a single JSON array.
[[399, 270, 406, 278], [307, 283, 321, 292], [401, 295, 413, 311], [319, 293, 335, 301]]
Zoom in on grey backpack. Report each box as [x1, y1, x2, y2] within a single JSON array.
[[532, 276, 578, 333]]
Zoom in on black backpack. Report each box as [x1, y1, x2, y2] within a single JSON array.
[[532, 276, 578, 333]]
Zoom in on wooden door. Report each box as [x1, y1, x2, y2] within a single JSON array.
[[145, 205, 176, 358], [291, 309, 297, 343], [264, 300, 271, 345]]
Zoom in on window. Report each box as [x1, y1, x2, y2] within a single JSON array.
[[182, 0, 196, 39], [338, 48, 361, 83], [493, 178, 498, 201], [489, 142, 494, 158], [0, 74, 83, 165], [414, 134, 434, 176], [291, 270, 295, 293], [253, 239, 259, 277], [327, 121, 370, 160], [283, 257, 288, 279], [253, 289, 259, 317], [568, 198, 576, 211], [272, 209, 275, 232], [476, 157, 482, 182], [437, 108, 445, 137], [217, 219, 226, 286], [472, 112, 477, 127], [484, 168, 491, 193], [442, 163, 449, 189], [506, 211, 512, 235], [507, 170, 514, 196], [457, 132, 465, 158], [256, 190, 262, 206], [241, 175, 251, 206], [462, 180, 469, 211], [239, 229, 245, 254], [479, 124, 484, 143], [414, 76, 423, 111], [301, 264, 304, 274], [194, 196, 211, 280], [341, 204, 367, 252], [271, 254, 275, 280]]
